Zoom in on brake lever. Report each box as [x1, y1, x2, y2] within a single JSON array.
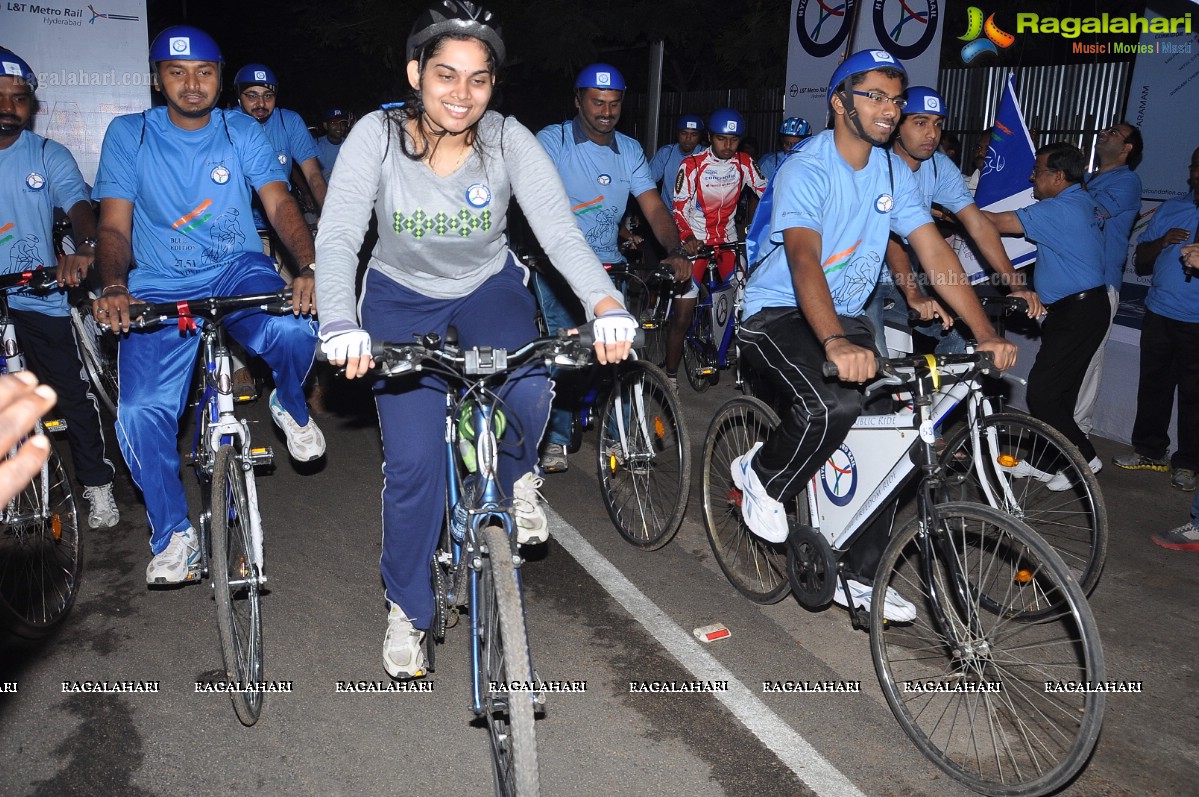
[[864, 366, 906, 399]]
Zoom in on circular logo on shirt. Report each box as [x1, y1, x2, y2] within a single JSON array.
[[466, 183, 492, 208], [211, 165, 231, 185], [25, 172, 46, 190], [598, 173, 612, 186], [875, 193, 894, 213], [277, 153, 287, 165], [820, 444, 858, 507]]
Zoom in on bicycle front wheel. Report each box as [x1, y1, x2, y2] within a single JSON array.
[[597, 361, 690, 550], [0, 443, 82, 638], [211, 445, 264, 726], [870, 501, 1104, 797], [939, 411, 1107, 594], [701, 397, 797, 603], [479, 525, 539, 796], [70, 303, 119, 416], [683, 307, 715, 392]]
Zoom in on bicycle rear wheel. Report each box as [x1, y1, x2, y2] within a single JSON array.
[[939, 411, 1107, 594], [479, 524, 539, 796], [870, 501, 1104, 797], [683, 308, 716, 392], [0, 443, 82, 638], [701, 397, 796, 604], [596, 361, 690, 550], [211, 445, 264, 726], [70, 303, 119, 416]]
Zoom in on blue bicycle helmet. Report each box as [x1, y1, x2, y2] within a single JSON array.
[[677, 114, 704, 132], [708, 108, 745, 136], [576, 63, 626, 92], [0, 46, 37, 91], [779, 116, 810, 137], [827, 49, 905, 106], [407, 1, 505, 66], [148, 25, 224, 64], [234, 63, 277, 90], [904, 86, 946, 116]]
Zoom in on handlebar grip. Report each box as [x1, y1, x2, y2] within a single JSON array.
[[822, 361, 838, 378], [1008, 296, 1029, 315], [575, 321, 645, 349]]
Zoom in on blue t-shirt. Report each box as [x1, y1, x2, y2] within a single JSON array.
[[0, 130, 90, 316], [1086, 165, 1142, 290], [757, 150, 788, 182], [93, 107, 288, 289], [537, 120, 657, 264], [1013, 182, 1106, 305], [237, 107, 319, 229], [905, 151, 976, 216], [1142, 192, 1199, 322], [744, 131, 931, 318], [649, 142, 706, 207], [316, 134, 341, 181]]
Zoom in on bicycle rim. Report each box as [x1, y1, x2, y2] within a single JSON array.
[[870, 502, 1104, 796], [939, 412, 1107, 594], [212, 445, 264, 726], [701, 397, 791, 603], [478, 525, 539, 796], [70, 305, 119, 416], [0, 446, 82, 638], [597, 362, 691, 550]]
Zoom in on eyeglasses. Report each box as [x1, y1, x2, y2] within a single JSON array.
[[851, 90, 907, 110], [241, 91, 276, 102], [1031, 167, 1059, 177], [1101, 126, 1127, 141]]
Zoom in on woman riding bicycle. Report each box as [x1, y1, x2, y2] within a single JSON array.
[[314, 0, 636, 679]]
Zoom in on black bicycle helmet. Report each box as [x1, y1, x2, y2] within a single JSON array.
[[406, 1, 505, 66]]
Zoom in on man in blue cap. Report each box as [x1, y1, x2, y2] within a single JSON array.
[[649, 114, 707, 208], [315, 107, 350, 182]]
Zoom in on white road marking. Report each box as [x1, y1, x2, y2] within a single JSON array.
[[548, 509, 868, 797]]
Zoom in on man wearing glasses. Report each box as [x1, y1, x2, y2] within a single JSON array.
[[986, 143, 1108, 479], [734, 50, 1015, 621], [1078, 122, 1143, 442]]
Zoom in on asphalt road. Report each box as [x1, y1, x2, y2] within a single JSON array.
[[1, 370, 1196, 797]]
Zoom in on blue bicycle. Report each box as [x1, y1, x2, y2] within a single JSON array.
[[681, 241, 747, 392]]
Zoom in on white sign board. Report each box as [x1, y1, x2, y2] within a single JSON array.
[[0, 1, 150, 184]]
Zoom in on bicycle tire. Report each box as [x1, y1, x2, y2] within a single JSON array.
[[939, 411, 1107, 595], [211, 445, 265, 726], [70, 304, 119, 416], [0, 443, 82, 638], [701, 397, 797, 604], [870, 501, 1104, 797], [479, 524, 539, 797], [683, 307, 714, 393], [596, 361, 690, 550]]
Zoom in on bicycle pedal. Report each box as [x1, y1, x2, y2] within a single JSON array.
[[42, 418, 68, 433], [246, 446, 274, 467]]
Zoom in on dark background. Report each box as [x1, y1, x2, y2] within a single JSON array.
[[147, 0, 1156, 131]]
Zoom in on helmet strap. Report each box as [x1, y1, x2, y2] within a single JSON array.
[[836, 89, 871, 142]]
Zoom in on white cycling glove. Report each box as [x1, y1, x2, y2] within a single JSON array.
[[319, 325, 372, 363], [592, 309, 638, 345]]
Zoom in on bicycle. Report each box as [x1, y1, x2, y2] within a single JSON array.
[[891, 296, 1107, 594], [681, 241, 748, 392], [369, 325, 614, 797], [702, 351, 1104, 796], [118, 291, 291, 726], [0, 268, 83, 640]]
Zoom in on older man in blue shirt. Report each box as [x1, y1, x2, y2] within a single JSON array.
[[986, 142, 1108, 473]]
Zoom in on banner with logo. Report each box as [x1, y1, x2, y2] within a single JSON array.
[[0, 1, 150, 184], [953, 73, 1037, 282], [1127, 0, 1199, 201], [784, 0, 943, 130]]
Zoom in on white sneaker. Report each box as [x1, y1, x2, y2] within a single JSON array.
[[730, 442, 789, 543], [833, 578, 917, 623], [1001, 459, 1055, 483], [83, 483, 120, 529], [1046, 456, 1102, 492], [383, 603, 426, 679], [513, 472, 549, 545], [269, 389, 326, 461], [146, 527, 200, 585]]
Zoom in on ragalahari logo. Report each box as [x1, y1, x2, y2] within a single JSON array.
[[959, 7, 1015, 64]]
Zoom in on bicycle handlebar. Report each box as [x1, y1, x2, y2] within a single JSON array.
[[116, 291, 295, 330], [822, 350, 996, 381], [0, 268, 58, 293], [689, 241, 746, 261]]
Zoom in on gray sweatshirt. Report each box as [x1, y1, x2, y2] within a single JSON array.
[[315, 109, 621, 329]]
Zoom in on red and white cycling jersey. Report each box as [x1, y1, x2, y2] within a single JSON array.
[[672, 150, 766, 246]]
